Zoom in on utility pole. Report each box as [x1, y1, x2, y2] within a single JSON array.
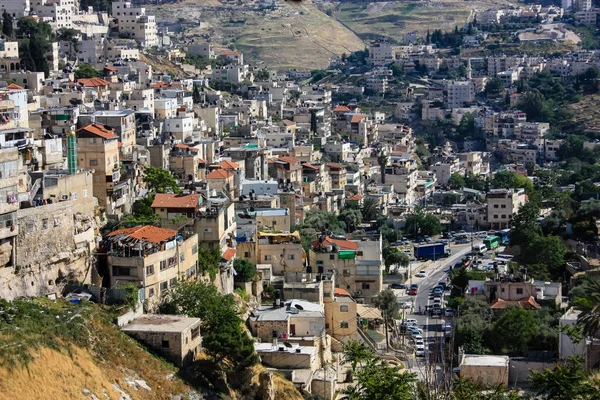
[[383, 309, 389, 353]]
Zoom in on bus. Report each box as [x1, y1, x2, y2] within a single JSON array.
[[497, 229, 511, 245], [483, 235, 501, 250]]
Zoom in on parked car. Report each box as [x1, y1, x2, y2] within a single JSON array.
[[432, 287, 443, 296], [444, 308, 454, 317], [424, 235, 431, 242], [405, 318, 418, 326], [390, 283, 406, 290], [415, 345, 426, 357]]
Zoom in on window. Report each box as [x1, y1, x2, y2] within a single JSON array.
[[161, 340, 170, 348], [324, 292, 331, 298], [89, 159, 98, 166], [112, 266, 130, 276], [180, 253, 185, 262], [340, 322, 349, 329], [493, 215, 498, 219], [204, 228, 212, 233], [516, 288, 523, 295], [493, 204, 499, 208], [192, 244, 198, 254], [71, 192, 77, 200], [501, 204, 506, 208], [244, 252, 250, 258], [264, 255, 271, 261], [191, 326, 200, 340], [357, 251, 363, 256], [272, 220, 277, 226], [160, 281, 168, 291], [54, 216, 60, 227], [148, 288, 155, 298], [42, 219, 48, 229], [340, 305, 349, 312], [170, 277, 177, 287], [287, 254, 295, 260], [160, 260, 167, 271], [330, 254, 335, 260], [82, 189, 88, 198], [362, 282, 370, 289], [325, 323, 330, 329], [146, 265, 154, 276], [26, 221, 34, 233], [343, 269, 351, 276], [501, 215, 506, 219]]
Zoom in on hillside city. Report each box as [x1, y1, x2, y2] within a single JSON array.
[[3, 0, 600, 399]]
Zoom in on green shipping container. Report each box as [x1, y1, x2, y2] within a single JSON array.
[[338, 251, 356, 260]]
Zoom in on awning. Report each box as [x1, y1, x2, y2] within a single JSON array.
[[357, 304, 383, 320]]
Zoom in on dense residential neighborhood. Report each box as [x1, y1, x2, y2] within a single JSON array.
[[3, 0, 600, 399]]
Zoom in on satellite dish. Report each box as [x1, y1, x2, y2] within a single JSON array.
[[294, 304, 304, 311]]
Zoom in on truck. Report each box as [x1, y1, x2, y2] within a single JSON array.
[[414, 243, 450, 260]]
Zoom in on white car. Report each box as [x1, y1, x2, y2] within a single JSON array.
[[410, 327, 423, 335], [415, 345, 426, 356], [433, 298, 442, 306], [415, 338, 425, 346], [400, 301, 413, 309], [405, 318, 418, 326], [416, 271, 427, 278]]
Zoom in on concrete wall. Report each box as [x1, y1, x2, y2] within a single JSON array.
[[461, 364, 509, 387], [508, 359, 554, 386]]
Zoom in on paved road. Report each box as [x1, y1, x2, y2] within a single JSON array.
[[392, 241, 482, 374]]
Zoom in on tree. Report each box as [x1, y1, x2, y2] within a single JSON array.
[[510, 201, 541, 246], [491, 307, 539, 355], [197, 245, 221, 275], [375, 289, 400, 321], [405, 207, 442, 237], [361, 198, 380, 221], [159, 281, 258, 370], [2, 11, 12, 37], [339, 208, 362, 233], [578, 66, 600, 94], [525, 235, 568, 280], [143, 166, 181, 194], [491, 170, 534, 193], [17, 19, 54, 76], [455, 113, 477, 140], [74, 63, 100, 79], [382, 248, 410, 274], [377, 151, 388, 184], [529, 358, 599, 400], [342, 341, 416, 400], [518, 90, 552, 122], [485, 77, 505, 97], [57, 28, 79, 59], [233, 258, 256, 282], [448, 173, 465, 190], [576, 278, 600, 338]]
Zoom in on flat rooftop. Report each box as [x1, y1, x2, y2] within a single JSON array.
[[461, 355, 509, 367], [255, 342, 316, 355], [121, 315, 200, 333]]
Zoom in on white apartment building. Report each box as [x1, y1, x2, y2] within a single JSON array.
[[111, 0, 158, 47], [486, 188, 527, 230], [369, 42, 396, 66], [164, 117, 194, 143], [447, 81, 475, 109], [31, 0, 76, 29]]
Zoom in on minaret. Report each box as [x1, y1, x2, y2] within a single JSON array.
[[466, 58, 472, 80], [67, 130, 77, 174]]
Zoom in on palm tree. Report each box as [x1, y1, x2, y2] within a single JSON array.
[[377, 151, 388, 184], [577, 278, 600, 338]]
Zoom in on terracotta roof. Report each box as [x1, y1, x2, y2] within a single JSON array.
[[107, 225, 177, 244], [302, 163, 319, 170], [277, 156, 298, 164], [350, 114, 367, 124], [490, 296, 541, 310], [222, 248, 237, 261], [347, 194, 364, 201], [312, 236, 359, 251], [326, 162, 345, 169], [282, 119, 296, 126], [221, 51, 241, 56], [333, 105, 351, 112], [104, 65, 118, 71], [220, 160, 239, 170], [151, 193, 201, 209], [76, 123, 118, 140], [6, 83, 24, 90], [77, 77, 111, 87], [174, 143, 190, 149], [206, 169, 233, 179], [152, 82, 169, 89], [335, 288, 352, 297]]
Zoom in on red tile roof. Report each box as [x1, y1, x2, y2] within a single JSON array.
[[350, 114, 367, 124], [347, 194, 364, 201], [151, 193, 201, 209], [206, 169, 233, 179], [220, 160, 239, 170], [221, 51, 241, 56], [152, 82, 169, 89], [107, 225, 177, 244], [335, 288, 352, 297], [77, 77, 111, 87], [104, 65, 118, 71], [278, 156, 298, 164], [282, 119, 296, 126], [302, 163, 319, 170], [333, 105, 351, 112], [490, 296, 541, 310], [76, 123, 118, 140], [326, 162, 345, 169], [312, 236, 358, 251], [222, 248, 237, 261], [6, 83, 24, 90]]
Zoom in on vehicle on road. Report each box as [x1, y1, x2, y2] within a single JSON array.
[[443, 323, 452, 337], [498, 229, 511, 245], [415, 345, 426, 356], [414, 243, 450, 260], [390, 283, 406, 290], [400, 301, 413, 309], [390, 241, 403, 247], [478, 231, 488, 238], [438, 281, 447, 291], [474, 243, 487, 255], [444, 308, 454, 317], [424, 235, 431, 242], [432, 287, 443, 296], [405, 318, 418, 326], [409, 284, 418, 295], [433, 298, 442, 306], [483, 235, 501, 251], [411, 333, 423, 341], [416, 270, 427, 278]]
